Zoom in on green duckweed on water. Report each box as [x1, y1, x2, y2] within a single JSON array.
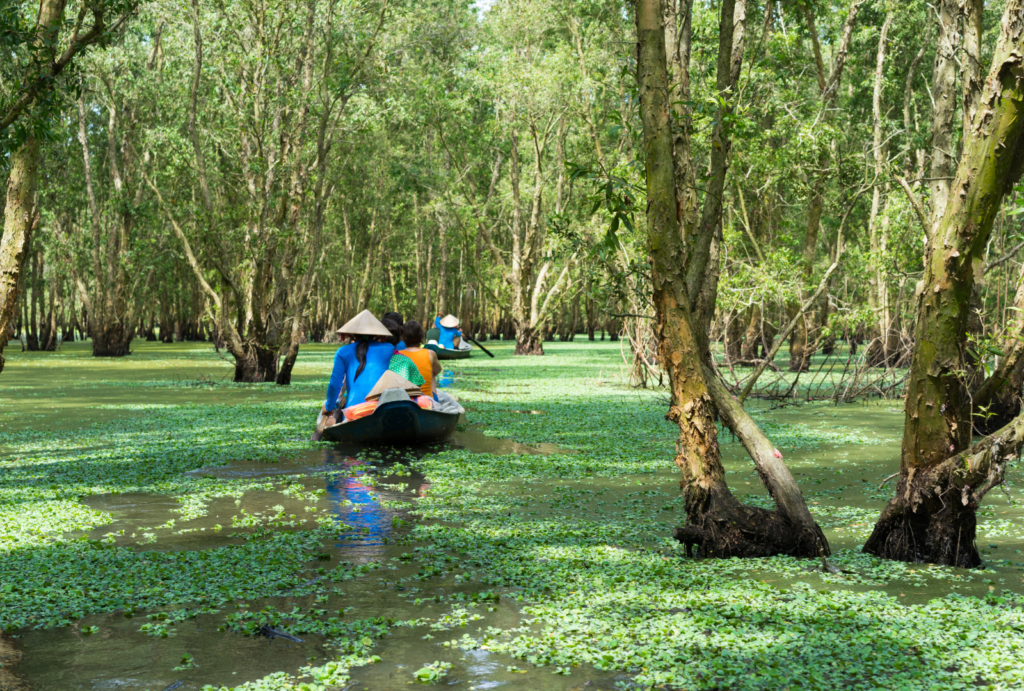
[[1, 340, 1024, 690]]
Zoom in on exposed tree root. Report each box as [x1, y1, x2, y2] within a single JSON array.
[[865, 410, 1023, 566], [514, 327, 544, 356], [673, 486, 826, 558], [863, 478, 980, 567], [91, 328, 132, 357]]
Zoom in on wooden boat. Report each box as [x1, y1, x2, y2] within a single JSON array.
[[426, 343, 472, 360], [321, 398, 460, 444]]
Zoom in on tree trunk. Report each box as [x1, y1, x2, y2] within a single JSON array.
[[740, 304, 761, 363], [26, 248, 40, 351], [927, 0, 960, 233], [41, 273, 57, 351], [725, 310, 743, 362], [92, 321, 133, 357], [436, 216, 449, 315], [787, 307, 808, 371], [0, 137, 41, 371], [637, 0, 823, 559], [865, 6, 1024, 566], [515, 325, 544, 355], [234, 343, 278, 383]]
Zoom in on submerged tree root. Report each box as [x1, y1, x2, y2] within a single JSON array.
[[864, 412, 1023, 567], [863, 485, 981, 568], [673, 489, 826, 559]]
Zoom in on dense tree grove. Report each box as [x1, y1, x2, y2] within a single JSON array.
[[5, 0, 1024, 565]]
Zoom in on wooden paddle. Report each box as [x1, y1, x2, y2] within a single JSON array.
[[312, 385, 345, 440], [464, 333, 494, 358], [311, 410, 329, 441]]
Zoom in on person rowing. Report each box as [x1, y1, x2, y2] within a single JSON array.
[[321, 310, 395, 424], [434, 314, 471, 351]]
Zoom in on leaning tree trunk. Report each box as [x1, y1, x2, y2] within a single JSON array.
[[636, 0, 824, 558], [865, 6, 1024, 567]]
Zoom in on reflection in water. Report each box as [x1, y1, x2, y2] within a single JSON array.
[[317, 426, 564, 557], [321, 449, 427, 557], [325, 456, 388, 546]]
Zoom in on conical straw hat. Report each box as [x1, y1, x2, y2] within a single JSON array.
[[365, 371, 422, 401], [337, 309, 392, 337], [439, 314, 460, 328]]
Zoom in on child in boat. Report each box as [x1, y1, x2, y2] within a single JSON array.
[[382, 318, 427, 390]]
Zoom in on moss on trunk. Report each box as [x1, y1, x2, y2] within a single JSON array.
[[866, 5, 1024, 565]]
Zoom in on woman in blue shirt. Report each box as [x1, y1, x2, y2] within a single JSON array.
[[434, 314, 463, 349], [322, 311, 395, 418]]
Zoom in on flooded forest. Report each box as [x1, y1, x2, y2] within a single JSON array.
[[3, 0, 1024, 689]]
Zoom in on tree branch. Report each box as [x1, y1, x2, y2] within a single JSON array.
[[897, 176, 931, 235]]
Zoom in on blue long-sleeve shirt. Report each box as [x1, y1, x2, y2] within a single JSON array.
[[325, 341, 395, 411], [434, 317, 461, 349]]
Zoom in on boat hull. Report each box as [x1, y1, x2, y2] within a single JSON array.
[[426, 344, 472, 360], [321, 400, 460, 444]]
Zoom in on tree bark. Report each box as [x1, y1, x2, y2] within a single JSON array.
[[637, 0, 824, 559], [0, 137, 41, 372], [927, 0, 960, 234], [865, 4, 1024, 566], [961, 0, 984, 145]]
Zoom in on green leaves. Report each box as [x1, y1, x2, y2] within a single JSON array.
[[4, 341, 1024, 691], [413, 660, 452, 683]]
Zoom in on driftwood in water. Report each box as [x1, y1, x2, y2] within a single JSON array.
[[258, 625, 303, 642]]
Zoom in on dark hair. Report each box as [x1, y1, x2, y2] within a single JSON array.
[[403, 320, 424, 347], [383, 311, 403, 327], [382, 318, 402, 346], [354, 338, 370, 381]]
